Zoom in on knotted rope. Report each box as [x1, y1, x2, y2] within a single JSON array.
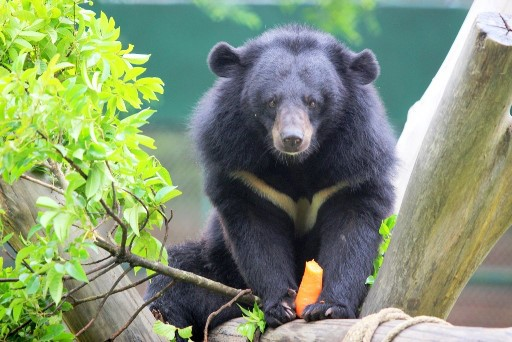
[[343, 308, 451, 342]]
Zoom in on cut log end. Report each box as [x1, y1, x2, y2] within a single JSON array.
[[477, 12, 512, 46]]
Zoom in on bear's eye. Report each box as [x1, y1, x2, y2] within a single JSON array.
[[268, 99, 277, 108], [308, 100, 316, 108]]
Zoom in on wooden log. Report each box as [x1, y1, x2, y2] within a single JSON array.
[[209, 318, 512, 341], [0, 178, 164, 341], [393, 0, 512, 212], [361, 11, 512, 318]]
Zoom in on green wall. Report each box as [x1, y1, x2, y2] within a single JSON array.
[[92, 2, 467, 134]]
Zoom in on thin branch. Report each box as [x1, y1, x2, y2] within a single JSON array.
[[204, 289, 252, 342], [47, 159, 69, 190], [158, 210, 173, 262], [82, 254, 112, 266], [20, 174, 64, 195], [65, 262, 119, 301], [94, 238, 259, 306], [62, 259, 116, 281], [84, 259, 116, 276], [75, 266, 133, 337], [73, 273, 157, 306], [10, 260, 120, 337], [0, 278, 19, 283], [106, 280, 177, 341]]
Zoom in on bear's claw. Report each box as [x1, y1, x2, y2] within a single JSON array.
[[264, 289, 297, 328], [301, 302, 356, 322]]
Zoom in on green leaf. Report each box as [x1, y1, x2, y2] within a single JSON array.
[[12, 302, 23, 323], [15, 245, 36, 269], [36, 196, 60, 209], [238, 304, 252, 317], [26, 275, 41, 295], [123, 204, 145, 236], [177, 326, 193, 339], [237, 323, 257, 342], [13, 38, 33, 50], [0, 306, 6, 321], [53, 212, 74, 242], [40, 210, 58, 228], [0, 232, 13, 245], [155, 186, 181, 204], [123, 53, 151, 65], [18, 30, 46, 41], [152, 320, 177, 340], [365, 275, 375, 285], [40, 323, 66, 341], [87, 142, 109, 160], [46, 267, 64, 304], [85, 163, 105, 199], [65, 261, 88, 283], [237, 303, 266, 341]]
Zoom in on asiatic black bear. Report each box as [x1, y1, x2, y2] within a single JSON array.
[[146, 24, 396, 341]]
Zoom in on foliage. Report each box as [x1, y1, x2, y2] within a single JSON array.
[[366, 214, 397, 285], [0, 0, 179, 339], [193, 0, 261, 30], [153, 320, 192, 342], [195, 0, 378, 44], [237, 303, 266, 342]]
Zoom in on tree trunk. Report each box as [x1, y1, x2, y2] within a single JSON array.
[[209, 318, 512, 341], [393, 0, 512, 212], [0, 178, 164, 341], [361, 11, 512, 317]]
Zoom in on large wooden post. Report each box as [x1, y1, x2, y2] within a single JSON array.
[[361, 11, 512, 317]]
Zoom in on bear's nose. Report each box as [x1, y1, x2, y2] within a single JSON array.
[[282, 134, 303, 151]]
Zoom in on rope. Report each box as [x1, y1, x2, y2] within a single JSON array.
[[343, 308, 451, 342]]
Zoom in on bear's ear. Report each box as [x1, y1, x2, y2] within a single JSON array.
[[208, 42, 241, 78], [349, 49, 380, 85]]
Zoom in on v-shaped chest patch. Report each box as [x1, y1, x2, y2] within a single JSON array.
[[231, 171, 347, 236]]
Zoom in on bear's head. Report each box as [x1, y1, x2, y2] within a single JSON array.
[[207, 25, 380, 161]]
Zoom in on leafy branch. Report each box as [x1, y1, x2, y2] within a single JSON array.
[[0, 1, 260, 340]]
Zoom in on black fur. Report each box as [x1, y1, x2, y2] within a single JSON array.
[[146, 25, 395, 341]]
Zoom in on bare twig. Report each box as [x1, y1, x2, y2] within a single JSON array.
[[158, 210, 173, 262], [0, 278, 19, 283], [204, 289, 252, 342], [94, 237, 259, 306], [73, 273, 157, 306], [20, 174, 64, 195], [83, 259, 117, 276], [82, 254, 113, 266], [65, 262, 119, 304], [107, 279, 177, 341], [75, 266, 133, 337]]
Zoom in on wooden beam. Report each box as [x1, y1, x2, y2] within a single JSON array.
[[209, 318, 512, 341]]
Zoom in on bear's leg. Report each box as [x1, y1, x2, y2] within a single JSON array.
[[146, 241, 245, 341], [301, 188, 386, 321]]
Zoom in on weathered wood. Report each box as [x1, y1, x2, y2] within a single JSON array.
[[0, 178, 164, 341], [393, 0, 512, 211], [210, 318, 512, 341], [361, 11, 512, 318]]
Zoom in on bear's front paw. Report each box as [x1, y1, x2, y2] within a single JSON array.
[[264, 289, 297, 328], [301, 302, 356, 322]]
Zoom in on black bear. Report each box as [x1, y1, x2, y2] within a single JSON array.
[[146, 24, 395, 341]]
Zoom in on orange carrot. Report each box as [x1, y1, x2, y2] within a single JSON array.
[[295, 259, 323, 318]]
